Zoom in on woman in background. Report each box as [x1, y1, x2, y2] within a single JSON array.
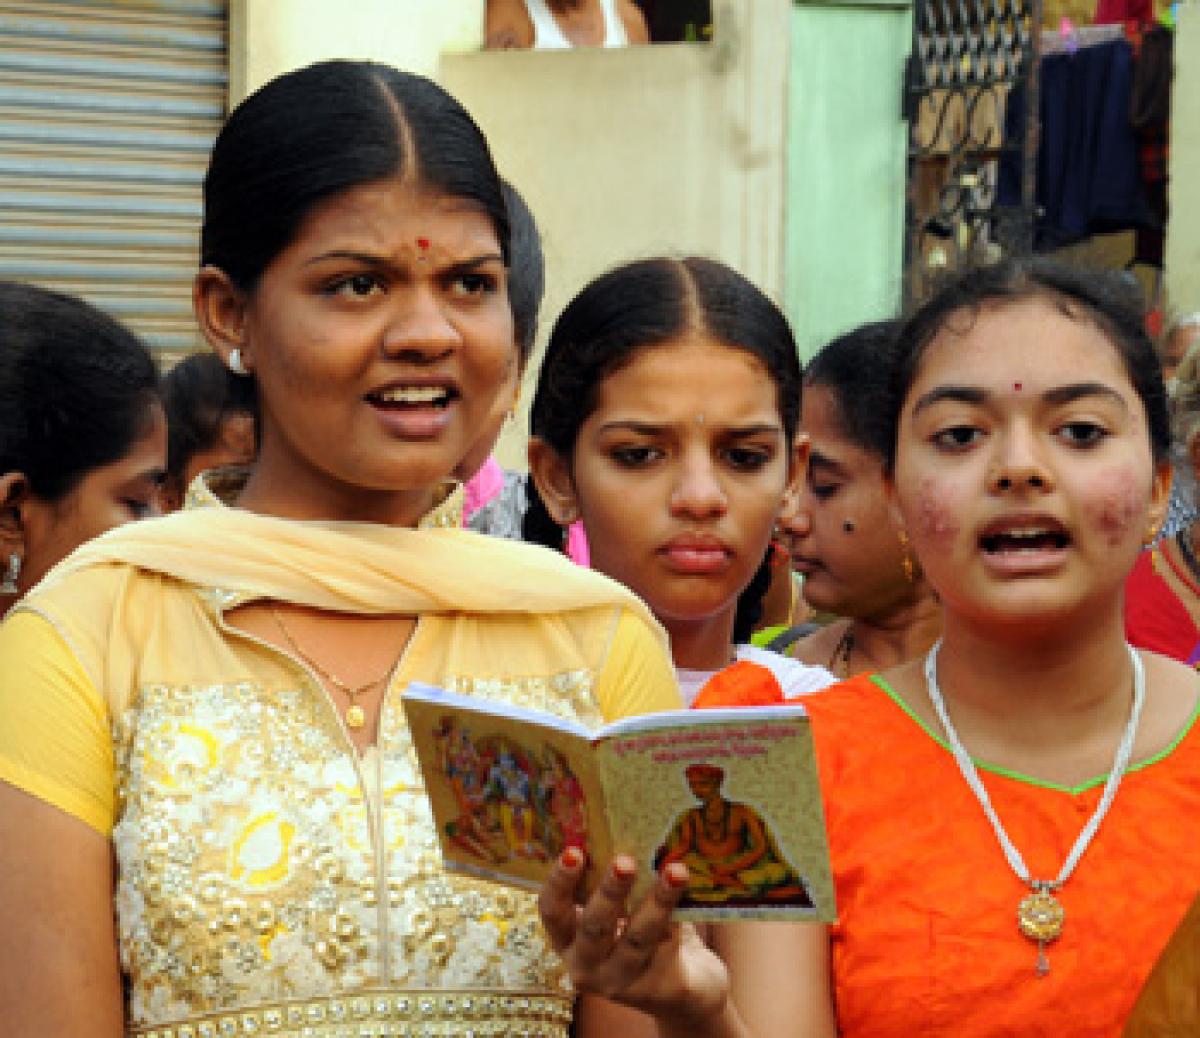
[[1125, 338, 1200, 664], [160, 350, 257, 511], [525, 257, 835, 710], [774, 320, 940, 677], [0, 281, 164, 614]]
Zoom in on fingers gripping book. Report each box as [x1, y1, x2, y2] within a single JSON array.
[[402, 684, 836, 922]]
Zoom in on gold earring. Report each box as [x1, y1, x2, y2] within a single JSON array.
[[898, 529, 915, 584], [1145, 523, 1160, 547]]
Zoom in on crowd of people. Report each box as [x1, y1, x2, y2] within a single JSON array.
[[1, 57, 1199, 1038]]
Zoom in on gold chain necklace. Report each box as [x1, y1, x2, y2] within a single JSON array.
[[270, 606, 394, 730]]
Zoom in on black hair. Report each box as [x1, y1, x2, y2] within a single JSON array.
[[201, 60, 510, 292], [163, 352, 258, 489], [887, 257, 1171, 469], [526, 256, 802, 643], [501, 180, 544, 365], [803, 319, 901, 461], [0, 281, 161, 501]]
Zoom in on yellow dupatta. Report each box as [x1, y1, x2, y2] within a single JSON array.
[[31, 480, 663, 636]]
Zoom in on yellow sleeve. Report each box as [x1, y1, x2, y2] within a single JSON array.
[[0, 610, 115, 835], [592, 608, 683, 722]]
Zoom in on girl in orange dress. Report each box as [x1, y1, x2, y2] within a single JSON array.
[[537, 258, 1200, 1038]]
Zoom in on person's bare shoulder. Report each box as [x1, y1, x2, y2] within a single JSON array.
[[485, 0, 535, 49], [619, 0, 651, 43], [1137, 649, 1200, 761]]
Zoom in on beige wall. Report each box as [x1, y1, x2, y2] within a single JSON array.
[[442, 0, 791, 466], [1167, 4, 1200, 314], [229, 0, 482, 102]]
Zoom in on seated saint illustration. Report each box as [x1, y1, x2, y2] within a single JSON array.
[[656, 764, 813, 907]]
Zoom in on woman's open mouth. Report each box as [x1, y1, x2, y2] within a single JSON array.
[[365, 383, 460, 437], [980, 526, 1071, 555], [366, 384, 458, 410]]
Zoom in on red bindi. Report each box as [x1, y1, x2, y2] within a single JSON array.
[[417, 237, 431, 251], [1014, 382, 1023, 391]]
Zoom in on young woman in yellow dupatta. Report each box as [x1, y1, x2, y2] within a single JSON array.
[[0, 61, 679, 1038]]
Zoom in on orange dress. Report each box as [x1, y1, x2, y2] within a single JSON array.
[[801, 673, 1200, 1037]]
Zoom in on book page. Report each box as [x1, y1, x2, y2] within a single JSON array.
[[403, 687, 613, 896], [594, 711, 835, 922]]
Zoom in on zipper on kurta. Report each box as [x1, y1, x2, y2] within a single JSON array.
[[372, 730, 392, 981], [212, 606, 393, 983]]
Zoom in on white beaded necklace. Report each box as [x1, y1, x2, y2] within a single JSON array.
[[923, 640, 1145, 976]]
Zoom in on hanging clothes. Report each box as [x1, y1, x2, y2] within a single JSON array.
[[999, 36, 1152, 249], [1094, 0, 1153, 24], [1129, 22, 1174, 266]]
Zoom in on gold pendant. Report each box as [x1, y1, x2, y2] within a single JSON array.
[[1017, 887, 1064, 943], [345, 704, 366, 730]]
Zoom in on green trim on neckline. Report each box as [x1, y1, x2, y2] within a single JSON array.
[[869, 672, 1200, 796]]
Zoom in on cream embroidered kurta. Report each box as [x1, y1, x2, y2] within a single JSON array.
[[0, 479, 680, 1037]]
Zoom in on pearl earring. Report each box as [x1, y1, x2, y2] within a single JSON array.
[[1, 552, 20, 595]]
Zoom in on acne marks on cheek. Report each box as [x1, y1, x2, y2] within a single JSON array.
[[914, 478, 960, 541], [1089, 470, 1144, 546]]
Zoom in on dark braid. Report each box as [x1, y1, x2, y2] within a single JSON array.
[[733, 548, 774, 644]]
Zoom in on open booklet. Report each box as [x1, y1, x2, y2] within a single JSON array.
[[402, 684, 836, 922]]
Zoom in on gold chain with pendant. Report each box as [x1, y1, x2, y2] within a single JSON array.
[[270, 606, 395, 730], [923, 640, 1145, 976]]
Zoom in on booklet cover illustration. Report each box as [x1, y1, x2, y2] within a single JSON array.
[[402, 684, 835, 922]]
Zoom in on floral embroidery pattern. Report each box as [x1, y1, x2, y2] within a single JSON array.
[[112, 669, 596, 1031]]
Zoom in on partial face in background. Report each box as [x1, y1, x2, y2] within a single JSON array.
[[890, 295, 1170, 629], [782, 384, 911, 618], [183, 412, 257, 488], [17, 402, 167, 591], [226, 178, 516, 522], [162, 411, 258, 512], [535, 333, 796, 632], [1163, 320, 1200, 384]]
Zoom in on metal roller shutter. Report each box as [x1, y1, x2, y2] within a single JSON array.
[[0, 0, 226, 362]]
